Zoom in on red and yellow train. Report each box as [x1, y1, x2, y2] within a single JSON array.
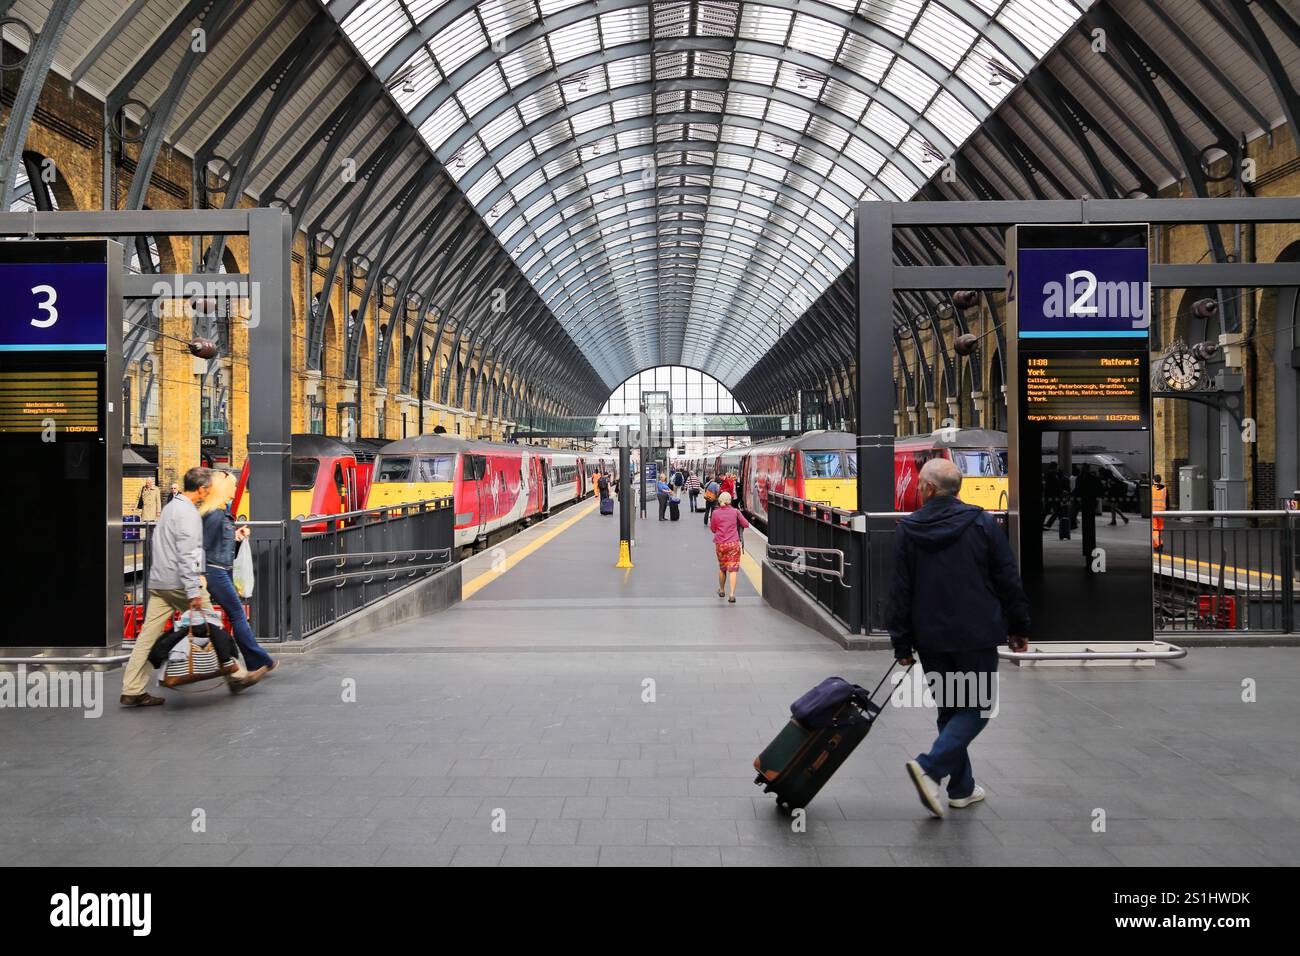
[[366, 435, 611, 549], [683, 428, 1008, 523]]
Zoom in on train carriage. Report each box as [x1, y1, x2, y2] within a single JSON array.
[[233, 434, 372, 531], [894, 428, 1008, 512], [739, 431, 858, 525], [366, 436, 596, 549]]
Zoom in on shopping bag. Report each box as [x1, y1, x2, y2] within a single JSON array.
[[232, 539, 255, 598]]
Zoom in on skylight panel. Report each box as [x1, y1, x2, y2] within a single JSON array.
[[342, 0, 410, 64], [429, 10, 487, 76], [911, 3, 978, 70]]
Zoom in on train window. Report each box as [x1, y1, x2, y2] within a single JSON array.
[[952, 450, 1001, 477], [464, 455, 486, 481], [846, 453, 858, 477], [376, 456, 413, 482], [418, 456, 454, 482], [289, 458, 318, 490], [803, 452, 844, 478], [333, 464, 346, 499]]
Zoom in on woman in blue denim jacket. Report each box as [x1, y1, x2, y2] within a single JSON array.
[[200, 470, 275, 680]]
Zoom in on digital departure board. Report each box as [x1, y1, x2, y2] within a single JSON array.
[[0, 368, 101, 434], [1020, 350, 1148, 430]]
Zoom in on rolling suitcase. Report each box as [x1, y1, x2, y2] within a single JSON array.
[[600, 497, 614, 516], [669, 498, 681, 521], [754, 663, 902, 813]]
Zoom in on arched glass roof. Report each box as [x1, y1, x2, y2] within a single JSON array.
[[324, 0, 1091, 387]]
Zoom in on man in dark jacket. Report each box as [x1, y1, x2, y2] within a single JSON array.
[[887, 458, 1030, 818]]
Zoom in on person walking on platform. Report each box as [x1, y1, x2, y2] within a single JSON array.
[[1076, 465, 1103, 563], [720, 471, 737, 504], [656, 475, 672, 520], [201, 470, 274, 684], [702, 473, 722, 526], [1150, 474, 1167, 551], [121, 467, 256, 707], [686, 470, 701, 512], [136, 477, 162, 523], [886, 458, 1030, 818], [1105, 473, 1130, 526], [710, 491, 750, 603]]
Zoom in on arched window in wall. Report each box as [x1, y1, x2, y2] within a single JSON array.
[[598, 366, 745, 416]]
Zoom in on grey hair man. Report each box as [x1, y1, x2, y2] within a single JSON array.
[[121, 467, 254, 706], [886, 457, 1030, 817]]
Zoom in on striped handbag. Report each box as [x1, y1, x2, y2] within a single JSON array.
[[161, 621, 238, 688]]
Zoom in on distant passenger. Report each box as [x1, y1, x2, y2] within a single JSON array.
[[169, 482, 182, 500], [656, 475, 672, 521], [201, 470, 274, 686], [1150, 474, 1167, 551], [709, 491, 750, 603], [136, 477, 162, 523], [597, 470, 611, 501], [1105, 473, 1130, 526], [686, 471, 702, 512], [702, 474, 722, 526], [886, 458, 1030, 818]]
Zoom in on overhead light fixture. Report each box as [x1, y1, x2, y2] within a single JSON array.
[[402, 76, 415, 94], [986, 57, 1018, 88]]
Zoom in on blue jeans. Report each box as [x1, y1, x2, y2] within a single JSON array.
[[915, 648, 999, 799], [205, 566, 274, 670]]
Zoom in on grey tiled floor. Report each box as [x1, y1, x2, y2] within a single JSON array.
[[2, 501, 1297, 866]]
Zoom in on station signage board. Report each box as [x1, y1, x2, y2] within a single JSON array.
[[1005, 223, 1153, 642], [0, 240, 122, 648]]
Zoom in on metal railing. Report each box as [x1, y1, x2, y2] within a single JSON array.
[[765, 492, 864, 633], [1153, 510, 1297, 634], [124, 498, 455, 644], [294, 498, 454, 638], [762, 497, 1297, 638]]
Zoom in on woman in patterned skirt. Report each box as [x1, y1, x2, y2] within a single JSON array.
[[709, 492, 751, 603]]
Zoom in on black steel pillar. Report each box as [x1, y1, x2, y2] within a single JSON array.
[[247, 207, 295, 638]]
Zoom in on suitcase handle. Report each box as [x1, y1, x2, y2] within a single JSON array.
[[855, 659, 913, 712]]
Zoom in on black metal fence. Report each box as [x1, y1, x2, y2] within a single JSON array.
[[765, 492, 864, 633], [124, 498, 454, 644], [1153, 510, 1297, 634], [294, 498, 454, 638], [763, 496, 1297, 638]]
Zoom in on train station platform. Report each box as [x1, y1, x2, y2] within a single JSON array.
[[3, 500, 1299, 868]]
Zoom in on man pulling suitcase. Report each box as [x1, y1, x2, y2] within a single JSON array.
[[887, 458, 1030, 818]]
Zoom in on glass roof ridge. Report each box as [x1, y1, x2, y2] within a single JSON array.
[[324, 0, 1093, 385]]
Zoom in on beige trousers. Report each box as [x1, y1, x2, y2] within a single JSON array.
[[121, 587, 241, 696]]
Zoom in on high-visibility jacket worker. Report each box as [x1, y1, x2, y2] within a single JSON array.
[[1150, 476, 1167, 551]]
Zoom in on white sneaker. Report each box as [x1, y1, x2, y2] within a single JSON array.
[[905, 760, 944, 818], [948, 784, 986, 809]]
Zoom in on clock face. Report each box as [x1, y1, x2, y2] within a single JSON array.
[[1161, 348, 1202, 391]]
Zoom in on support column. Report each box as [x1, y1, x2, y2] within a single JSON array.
[[247, 215, 292, 503]]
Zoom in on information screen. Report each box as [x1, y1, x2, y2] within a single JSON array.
[[0, 368, 101, 434], [1020, 350, 1148, 430]]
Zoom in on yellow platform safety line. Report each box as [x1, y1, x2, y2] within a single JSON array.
[[739, 547, 763, 596], [461, 500, 599, 600], [1154, 554, 1293, 587]]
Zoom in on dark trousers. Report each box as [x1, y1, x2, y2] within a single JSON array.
[[703, 499, 715, 525], [915, 647, 999, 799], [657, 493, 669, 520], [688, 490, 700, 512], [206, 566, 274, 670]]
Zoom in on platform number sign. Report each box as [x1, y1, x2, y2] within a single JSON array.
[[0, 239, 122, 650], [0, 260, 108, 351]]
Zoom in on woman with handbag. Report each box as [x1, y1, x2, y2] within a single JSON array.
[[709, 491, 750, 603], [200, 470, 275, 682]]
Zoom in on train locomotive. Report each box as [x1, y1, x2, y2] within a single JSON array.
[[366, 434, 610, 549]]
